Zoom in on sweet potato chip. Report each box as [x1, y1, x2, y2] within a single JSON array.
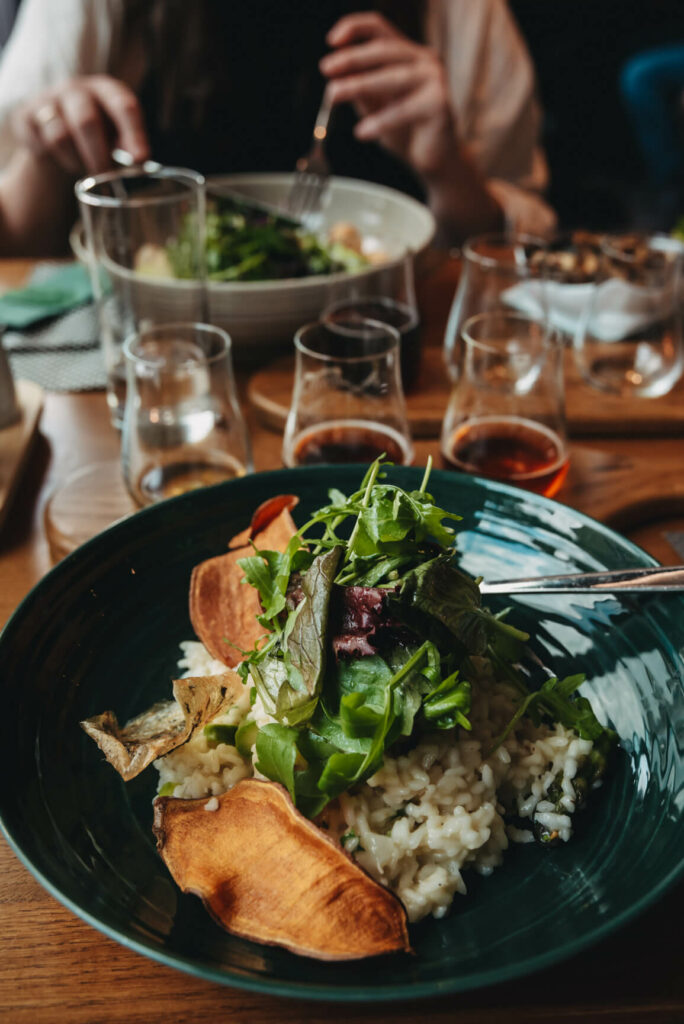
[[152, 779, 412, 961], [228, 493, 299, 550], [189, 498, 298, 667], [81, 670, 246, 780]]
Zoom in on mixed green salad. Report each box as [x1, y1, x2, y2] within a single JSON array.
[[167, 194, 369, 282], [232, 459, 616, 822]]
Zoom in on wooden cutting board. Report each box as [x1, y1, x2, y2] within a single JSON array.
[[248, 347, 684, 439]]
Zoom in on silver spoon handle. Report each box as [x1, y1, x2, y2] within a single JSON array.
[[480, 565, 684, 595]]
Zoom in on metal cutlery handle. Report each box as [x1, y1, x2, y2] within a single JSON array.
[[313, 86, 334, 143], [480, 565, 684, 594]]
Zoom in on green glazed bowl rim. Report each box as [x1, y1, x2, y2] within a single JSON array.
[[1, 465, 682, 1002]]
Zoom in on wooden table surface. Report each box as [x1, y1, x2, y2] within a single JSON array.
[[0, 256, 683, 1023]]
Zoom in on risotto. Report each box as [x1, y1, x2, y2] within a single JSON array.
[[156, 640, 594, 923]]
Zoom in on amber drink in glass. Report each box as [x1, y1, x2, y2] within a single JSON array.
[[440, 312, 568, 497]]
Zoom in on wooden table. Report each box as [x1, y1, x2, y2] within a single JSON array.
[[1, 257, 683, 1023]]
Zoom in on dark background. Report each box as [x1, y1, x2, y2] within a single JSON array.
[[510, 0, 684, 230]]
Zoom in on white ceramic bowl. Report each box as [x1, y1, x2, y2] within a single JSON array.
[[72, 173, 436, 363]]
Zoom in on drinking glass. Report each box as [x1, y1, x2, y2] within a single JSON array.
[[282, 317, 414, 467], [75, 166, 206, 428], [440, 312, 568, 497], [573, 235, 684, 398], [121, 323, 252, 506], [322, 253, 421, 390], [444, 233, 548, 379]]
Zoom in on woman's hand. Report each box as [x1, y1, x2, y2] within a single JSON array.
[[320, 12, 459, 181], [321, 11, 503, 242], [11, 75, 149, 175]]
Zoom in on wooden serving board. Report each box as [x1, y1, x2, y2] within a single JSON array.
[[563, 443, 684, 529], [0, 379, 43, 531], [248, 347, 684, 439]]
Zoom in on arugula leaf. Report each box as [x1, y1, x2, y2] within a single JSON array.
[[292, 765, 331, 819], [310, 700, 372, 756], [286, 456, 463, 591], [254, 723, 299, 801], [487, 673, 616, 755], [238, 549, 290, 624], [249, 547, 341, 727], [340, 691, 384, 738], [235, 718, 258, 757], [399, 557, 529, 659], [278, 546, 341, 723], [318, 751, 367, 797], [422, 672, 472, 730], [399, 557, 489, 654], [203, 723, 237, 746]]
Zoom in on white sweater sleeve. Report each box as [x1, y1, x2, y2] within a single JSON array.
[[431, 0, 557, 235], [0, 0, 124, 166]]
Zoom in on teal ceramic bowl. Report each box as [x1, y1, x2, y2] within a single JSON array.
[[0, 466, 683, 1001]]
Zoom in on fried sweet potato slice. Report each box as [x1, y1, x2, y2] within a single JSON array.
[[228, 494, 299, 550], [153, 779, 412, 961], [190, 497, 298, 667], [81, 670, 245, 780]]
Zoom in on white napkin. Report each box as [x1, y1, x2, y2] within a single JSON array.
[[503, 278, 672, 342]]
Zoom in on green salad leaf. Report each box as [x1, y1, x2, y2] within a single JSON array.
[[167, 194, 369, 282], [233, 457, 616, 818]]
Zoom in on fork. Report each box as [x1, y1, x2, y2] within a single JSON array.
[[286, 87, 334, 222], [480, 564, 684, 594]]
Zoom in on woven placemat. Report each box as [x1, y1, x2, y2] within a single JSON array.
[[2, 263, 105, 393], [5, 303, 105, 392]]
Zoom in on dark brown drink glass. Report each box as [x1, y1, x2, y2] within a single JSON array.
[[441, 415, 569, 497], [323, 297, 421, 391], [282, 318, 413, 468]]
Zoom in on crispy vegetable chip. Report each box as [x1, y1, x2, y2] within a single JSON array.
[[190, 498, 298, 666], [232, 493, 299, 549], [153, 779, 412, 960], [80, 670, 245, 780]]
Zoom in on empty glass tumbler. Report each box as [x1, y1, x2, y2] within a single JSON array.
[[573, 235, 683, 398], [322, 253, 422, 390], [444, 233, 549, 379], [121, 323, 251, 505], [75, 166, 206, 428]]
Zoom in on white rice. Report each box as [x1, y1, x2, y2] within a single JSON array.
[[154, 640, 593, 923]]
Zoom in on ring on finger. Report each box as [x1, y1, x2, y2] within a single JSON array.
[[34, 102, 61, 127]]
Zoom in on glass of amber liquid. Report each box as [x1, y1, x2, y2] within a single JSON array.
[[440, 312, 568, 497], [282, 317, 414, 467], [121, 322, 252, 505]]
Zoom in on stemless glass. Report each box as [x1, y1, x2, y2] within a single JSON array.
[[444, 233, 548, 379], [282, 317, 413, 467], [321, 253, 422, 390], [440, 312, 568, 497], [121, 323, 252, 506], [573, 235, 684, 398], [75, 166, 206, 428]]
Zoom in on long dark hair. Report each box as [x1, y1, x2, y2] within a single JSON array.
[[122, 0, 427, 133]]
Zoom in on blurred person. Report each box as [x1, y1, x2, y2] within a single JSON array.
[[0, 0, 556, 255]]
